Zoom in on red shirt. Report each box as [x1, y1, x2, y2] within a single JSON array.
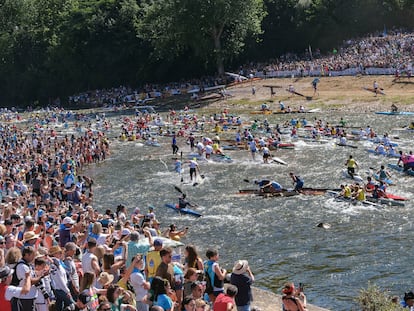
[[0, 283, 11, 311], [213, 293, 235, 311]]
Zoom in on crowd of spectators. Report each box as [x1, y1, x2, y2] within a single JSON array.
[[65, 29, 414, 109]]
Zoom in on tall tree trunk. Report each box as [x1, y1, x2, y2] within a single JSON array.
[[213, 32, 224, 75]]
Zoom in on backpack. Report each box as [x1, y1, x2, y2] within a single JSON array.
[[11, 261, 29, 286], [204, 264, 214, 294]]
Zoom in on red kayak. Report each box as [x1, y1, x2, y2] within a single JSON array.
[[385, 193, 409, 201]]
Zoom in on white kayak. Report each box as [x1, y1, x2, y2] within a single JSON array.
[[272, 157, 287, 165], [341, 169, 364, 182]]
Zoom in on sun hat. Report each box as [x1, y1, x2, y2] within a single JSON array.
[[49, 245, 63, 255], [232, 260, 249, 275], [97, 272, 114, 287], [62, 216, 75, 225], [23, 231, 39, 242]]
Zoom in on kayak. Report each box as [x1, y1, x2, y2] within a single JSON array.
[[375, 111, 414, 116], [336, 143, 358, 149], [366, 149, 399, 158], [272, 157, 287, 165], [384, 192, 409, 201], [388, 163, 414, 177], [165, 203, 202, 217], [187, 153, 232, 163], [341, 169, 364, 182], [372, 173, 393, 185]]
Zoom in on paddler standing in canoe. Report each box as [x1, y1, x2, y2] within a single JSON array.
[[289, 173, 304, 192], [345, 155, 358, 179]]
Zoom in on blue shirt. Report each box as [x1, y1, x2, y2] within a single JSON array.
[[155, 294, 173, 311]]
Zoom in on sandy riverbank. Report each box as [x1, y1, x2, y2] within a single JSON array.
[[201, 75, 414, 114]]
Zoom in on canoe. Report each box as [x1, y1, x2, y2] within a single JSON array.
[[165, 203, 202, 217], [336, 143, 358, 149], [375, 111, 414, 116], [250, 110, 273, 115], [326, 190, 381, 207], [238, 189, 298, 197], [341, 169, 364, 182], [365, 197, 405, 207], [387, 163, 414, 177], [269, 143, 295, 150], [239, 187, 340, 196], [363, 87, 385, 95]]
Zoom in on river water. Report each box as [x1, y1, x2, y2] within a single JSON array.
[[84, 109, 414, 310]]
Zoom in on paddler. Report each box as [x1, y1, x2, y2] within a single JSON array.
[[188, 158, 199, 181], [353, 184, 366, 201], [262, 146, 270, 164], [339, 184, 352, 198], [254, 179, 283, 193], [345, 155, 358, 179], [376, 165, 391, 182], [289, 173, 304, 192], [178, 193, 196, 210]]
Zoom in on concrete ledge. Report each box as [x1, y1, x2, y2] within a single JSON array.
[[252, 287, 330, 311]]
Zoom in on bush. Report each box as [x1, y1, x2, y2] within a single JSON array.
[[356, 284, 404, 311]]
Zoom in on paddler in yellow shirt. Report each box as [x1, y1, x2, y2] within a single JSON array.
[[340, 184, 352, 198], [353, 184, 366, 201]]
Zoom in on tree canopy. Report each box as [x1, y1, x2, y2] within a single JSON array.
[[0, 0, 413, 106]]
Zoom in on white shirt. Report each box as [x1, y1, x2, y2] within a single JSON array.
[[16, 260, 37, 299], [82, 251, 98, 274], [130, 272, 147, 301]]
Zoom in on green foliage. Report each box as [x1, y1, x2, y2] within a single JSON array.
[[356, 284, 404, 311], [0, 0, 414, 105], [139, 0, 266, 74]]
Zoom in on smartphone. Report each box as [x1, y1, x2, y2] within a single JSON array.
[[299, 283, 304, 292]]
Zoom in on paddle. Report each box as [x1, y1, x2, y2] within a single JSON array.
[[174, 185, 185, 196], [180, 152, 183, 182]]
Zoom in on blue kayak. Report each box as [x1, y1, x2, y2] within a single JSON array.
[[372, 173, 393, 185], [375, 111, 414, 116], [165, 203, 202, 217], [388, 163, 414, 176], [366, 149, 400, 158]]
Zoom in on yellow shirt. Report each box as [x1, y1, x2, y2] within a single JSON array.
[[355, 189, 366, 201], [146, 250, 161, 279], [343, 186, 352, 198]]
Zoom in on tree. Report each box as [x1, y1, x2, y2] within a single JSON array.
[[140, 0, 266, 75]]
